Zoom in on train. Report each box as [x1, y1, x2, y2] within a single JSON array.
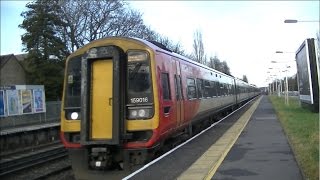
[[60, 36, 260, 179]]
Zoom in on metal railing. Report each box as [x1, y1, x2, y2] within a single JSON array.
[[0, 101, 61, 129]]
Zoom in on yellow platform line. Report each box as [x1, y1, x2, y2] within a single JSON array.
[[177, 97, 262, 180]]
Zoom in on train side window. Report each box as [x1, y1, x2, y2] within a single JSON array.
[[226, 84, 231, 96], [231, 84, 234, 95], [220, 83, 226, 96], [220, 83, 224, 96], [216, 81, 220, 96], [196, 78, 204, 98], [210, 81, 216, 97], [187, 78, 197, 99], [204, 80, 211, 98], [161, 73, 171, 100]]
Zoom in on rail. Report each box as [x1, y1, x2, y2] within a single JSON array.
[[0, 144, 67, 177]]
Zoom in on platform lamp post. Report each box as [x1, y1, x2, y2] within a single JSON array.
[[272, 53, 296, 104], [267, 76, 272, 94], [269, 74, 277, 95], [271, 75, 277, 95], [282, 67, 291, 105], [267, 72, 271, 94], [271, 60, 293, 105], [271, 61, 284, 96], [270, 76, 276, 95], [267, 71, 274, 94], [268, 68, 277, 95], [269, 67, 282, 97]]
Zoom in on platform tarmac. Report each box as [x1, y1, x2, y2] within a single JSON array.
[[124, 96, 302, 180], [212, 96, 302, 180]]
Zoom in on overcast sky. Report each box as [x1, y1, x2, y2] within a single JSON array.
[[1, 1, 319, 87]]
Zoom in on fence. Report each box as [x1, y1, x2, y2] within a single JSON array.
[[0, 101, 61, 129]]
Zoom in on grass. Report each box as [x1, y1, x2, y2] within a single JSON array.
[[269, 95, 319, 180]]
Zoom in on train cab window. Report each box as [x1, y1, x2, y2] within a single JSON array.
[[161, 73, 171, 100], [187, 78, 197, 99], [196, 78, 204, 98], [64, 55, 82, 108]]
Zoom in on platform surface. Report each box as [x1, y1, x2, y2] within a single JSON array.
[[213, 96, 302, 180]]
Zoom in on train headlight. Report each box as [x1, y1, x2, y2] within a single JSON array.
[[128, 106, 152, 119], [65, 109, 81, 120], [131, 110, 138, 117], [71, 112, 79, 120]]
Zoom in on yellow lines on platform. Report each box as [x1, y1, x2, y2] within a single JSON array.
[[177, 97, 262, 180]]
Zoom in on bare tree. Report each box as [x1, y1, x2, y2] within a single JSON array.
[[192, 29, 206, 64], [56, 0, 123, 52], [221, 61, 231, 75], [57, 0, 158, 54], [152, 36, 185, 55], [243, 75, 248, 83], [208, 55, 220, 70]]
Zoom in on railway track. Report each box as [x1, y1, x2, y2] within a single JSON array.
[[0, 143, 68, 178], [32, 164, 72, 180]]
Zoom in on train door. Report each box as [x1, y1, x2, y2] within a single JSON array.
[[81, 46, 125, 145], [173, 60, 184, 127], [91, 60, 113, 139]]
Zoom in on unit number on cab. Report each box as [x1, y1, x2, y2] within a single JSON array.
[[130, 97, 148, 104]]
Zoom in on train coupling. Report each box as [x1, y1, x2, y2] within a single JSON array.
[[89, 147, 112, 170]]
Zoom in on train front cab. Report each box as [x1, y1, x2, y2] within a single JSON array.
[[60, 38, 162, 178]]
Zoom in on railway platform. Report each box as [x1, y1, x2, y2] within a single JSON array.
[[0, 121, 60, 136], [124, 96, 303, 180], [212, 96, 302, 180]]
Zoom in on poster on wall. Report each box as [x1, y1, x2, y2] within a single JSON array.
[[0, 90, 5, 117], [21, 89, 33, 114], [7, 90, 20, 116], [33, 89, 44, 112]]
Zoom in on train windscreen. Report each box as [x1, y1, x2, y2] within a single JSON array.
[[127, 51, 153, 105]]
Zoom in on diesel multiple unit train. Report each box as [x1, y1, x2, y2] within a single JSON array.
[[60, 37, 259, 179]]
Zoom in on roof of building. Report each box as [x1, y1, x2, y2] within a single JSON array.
[[15, 53, 28, 62], [0, 53, 28, 70], [0, 54, 15, 69]]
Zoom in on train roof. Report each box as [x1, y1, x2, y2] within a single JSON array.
[[76, 36, 257, 88], [132, 37, 256, 87], [130, 37, 235, 78]]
